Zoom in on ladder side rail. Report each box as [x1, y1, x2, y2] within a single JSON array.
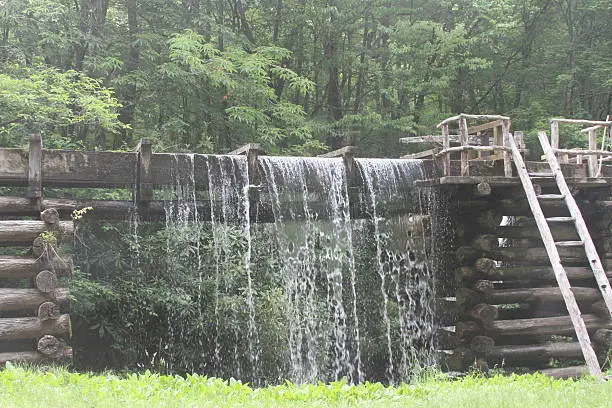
[[539, 132, 612, 316], [509, 134, 603, 379]]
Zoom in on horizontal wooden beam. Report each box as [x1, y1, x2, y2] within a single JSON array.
[[0, 314, 70, 341], [0, 348, 72, 365], [0, 256, 73, 278], [437, 114, 510, 127], [0, 288, 69, 312], [318, 146, 357, 158], [551, 118, 612, 126], [0, 221, 73, 246]]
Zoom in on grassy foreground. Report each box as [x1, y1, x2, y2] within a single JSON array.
[[0, 366, 610, 408]]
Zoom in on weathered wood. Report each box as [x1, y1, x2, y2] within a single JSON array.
[[455, 246, 482, 265], [318, 146, 358, 158], [473, 182, 492, 197], [437, 114, 510, 127], [0, 221, 73, 245], [471, 235, 499, 251], [470, 335, 495, 354], [551, 121, 560, 150], [551, 118, 612, 126], [553, 148, 612, 156], [0, 256, 73, 278], [487, 342, 583, 365], [502, 119, 513, 177], [590, 300, 608, 318], [474, 258, 612, 281], [455, 320, 482, 339], [482, 286, 602, 305], [137, 138, 153, 203], [540, 365, 588, 379], [35, 270, 57, 293], [0, 314, 70, 340], [38, 302, 61, 321], [487, 246, 587, 264], [441, 123, 451, 176], [469, 304, 499, 325], [32, 236, 46, 258], [0, 348, 72, 365], [40, 208, 60, 225], [539, 132, 612, 319], [0, 288, 70, 312], [27, 134, 43, 199], [473, 280, 495, 293], [593, 329, 612, 347], [473, 209, 503, 229], [588, 129, 598, 177], [37, 334, 61, 356], [486, 314, 612, 338], [443, 347, 475, 371]]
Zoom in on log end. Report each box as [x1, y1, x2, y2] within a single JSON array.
[[35, 270, 57, 293]]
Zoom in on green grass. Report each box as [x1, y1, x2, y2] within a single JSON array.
[[0, 366, 610, 408]]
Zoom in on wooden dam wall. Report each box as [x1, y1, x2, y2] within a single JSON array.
[[0, 134, 610, 376]]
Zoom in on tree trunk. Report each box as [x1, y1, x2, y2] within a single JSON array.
[[488, 342, 583, 365]]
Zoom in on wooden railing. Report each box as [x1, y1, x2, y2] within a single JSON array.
[[549, 118, 612, 177], [435, 114, 514, 177]]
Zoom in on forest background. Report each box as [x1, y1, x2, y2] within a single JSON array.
[[1, 0, 611, 157]]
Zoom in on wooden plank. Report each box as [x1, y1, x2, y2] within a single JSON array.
[[510, 133, 603, 379], [399, 135, 460, 144], [437, 114, 510, 127], [27, 134, 43, 199], [42, 150, 137, 187], [551, 121, 560, 150], [467, 120, 503, 135], [401, 149, 437, 159], [551, 118, 612, 126], [228, 143, 264, 156], [318, 146, 357, 158], [539, 131, 612, 318], [554, 148, 612, 156], [0, 149, 28, 186]]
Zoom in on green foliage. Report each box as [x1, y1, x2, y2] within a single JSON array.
[[0, 65, 125, 148], [0, 367, 611, 408]]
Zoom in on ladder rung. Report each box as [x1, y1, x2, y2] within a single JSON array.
[[555, 240, 584, 247], [537, 194, 565, 201], [546, 217, 575, 222], [528, 172, 555, 177]]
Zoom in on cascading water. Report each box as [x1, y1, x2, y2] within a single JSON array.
[[89, 151, 445, 384], [205, 155, 259, 381], [258, 156, 361, 383], [355, 159, 438, 383]]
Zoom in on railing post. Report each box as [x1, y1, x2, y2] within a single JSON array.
[[587, 129, 597, 177], [502, 119, 513, 177], [27, 134, 43, 202], [441, 123, 451, 176], [136, 138, 153, 204], [459, 116, 470, 177]]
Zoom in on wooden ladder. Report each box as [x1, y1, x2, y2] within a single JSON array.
[[507, 131, 612, 380]]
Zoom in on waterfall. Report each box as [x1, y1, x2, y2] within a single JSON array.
[[355, 159, 438, 384], [258, 156, 361, 383]]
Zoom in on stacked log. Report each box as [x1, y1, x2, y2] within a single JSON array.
[[0, 209, 72, 366], [443, 184, 612, 377]]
